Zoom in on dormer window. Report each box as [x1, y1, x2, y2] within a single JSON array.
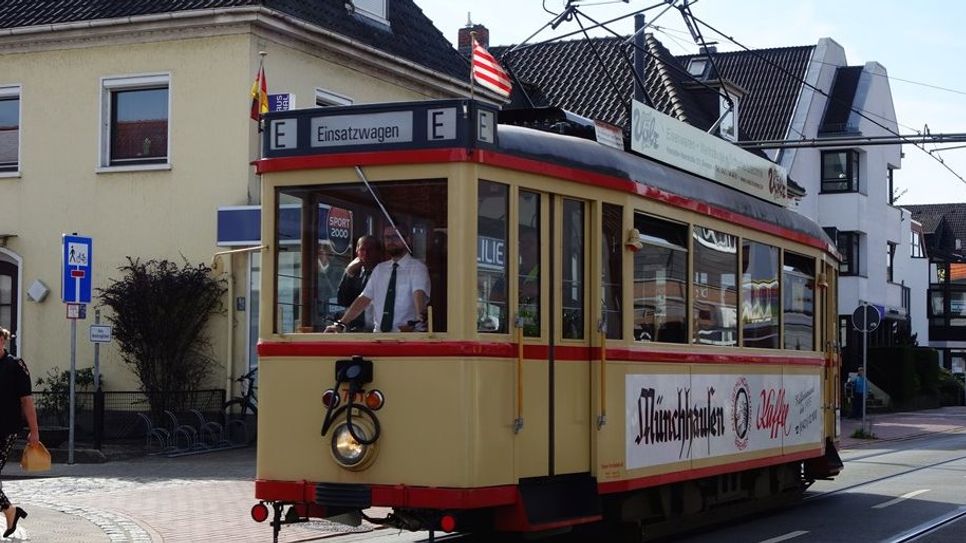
[[350, 0, 389, 26], [687, 57, 708, 77], [719, 91, 738, 142]]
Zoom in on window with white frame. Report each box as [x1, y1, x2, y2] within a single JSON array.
[[315, 88, 353, 107], [350, 0, 389, 26], [101, 74, 170, 168], [0, 86, 20, 173]]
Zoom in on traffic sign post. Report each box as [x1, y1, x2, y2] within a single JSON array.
[[851, 302, 881, 433], [62, 234, 93, 464]]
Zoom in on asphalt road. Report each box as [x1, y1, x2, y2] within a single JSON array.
[[674, 430, 966, 543]]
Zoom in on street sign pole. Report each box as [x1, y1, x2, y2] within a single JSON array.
[[69, 316, 76, 464], [862, 302, 868, 431]]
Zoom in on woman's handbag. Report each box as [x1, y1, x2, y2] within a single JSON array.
[[20, 442, 51, 472]]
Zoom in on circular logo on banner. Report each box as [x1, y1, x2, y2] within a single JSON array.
[[731, 377, 751, 451], [326, 207, 353, 255]]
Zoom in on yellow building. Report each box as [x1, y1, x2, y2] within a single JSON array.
[[0, 1, 471, 395]]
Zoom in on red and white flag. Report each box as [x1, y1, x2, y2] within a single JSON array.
[[471, 37, 512, 99]]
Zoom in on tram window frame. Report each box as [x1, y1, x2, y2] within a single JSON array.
[[693, 226, 739, 347], [601, 204, 623, 339], [632, 213, 688, 344], [782, 252, 815, 351], [741, 241, 780, 349], [477, 180, 509, 334], [518, 191, 541, 337], [273, 179, 448, 334], [561, 199, 586, 340]]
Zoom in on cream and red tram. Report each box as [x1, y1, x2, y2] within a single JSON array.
[[251, 99, 843, 541]]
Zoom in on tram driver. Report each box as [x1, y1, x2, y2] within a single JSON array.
[[326, 225, 430, 333]]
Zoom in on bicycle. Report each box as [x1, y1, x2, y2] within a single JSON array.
[[223, 366, 258, 444]]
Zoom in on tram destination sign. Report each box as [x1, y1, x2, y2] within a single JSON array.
[[263, 99, 499, 158], [630, 100, 790, 207]]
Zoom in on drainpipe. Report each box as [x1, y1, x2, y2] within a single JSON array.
[[225, 255, 235, 401]]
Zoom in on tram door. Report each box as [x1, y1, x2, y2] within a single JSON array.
[[549, 196, 592, 475]]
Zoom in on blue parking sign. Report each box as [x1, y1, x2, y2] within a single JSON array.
[[62, 234, 93, 304]]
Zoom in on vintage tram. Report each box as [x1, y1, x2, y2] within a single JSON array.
[[250, 99, 843, 541]]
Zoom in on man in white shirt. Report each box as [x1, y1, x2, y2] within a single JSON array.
[[326, 225, 430, 333]]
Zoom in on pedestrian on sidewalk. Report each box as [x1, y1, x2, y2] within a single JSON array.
[[0, 327, 38, 537], [848, 367, 867, 419]]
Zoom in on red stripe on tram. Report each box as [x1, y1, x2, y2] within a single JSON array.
[[258, 341, 823, 366]]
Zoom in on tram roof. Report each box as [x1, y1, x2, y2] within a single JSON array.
[[496, 123, 833, 249]]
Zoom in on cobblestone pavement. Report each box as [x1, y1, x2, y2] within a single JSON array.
[[1, 406, 964, 542]]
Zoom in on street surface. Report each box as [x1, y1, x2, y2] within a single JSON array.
[[1, 407, 964, 542]]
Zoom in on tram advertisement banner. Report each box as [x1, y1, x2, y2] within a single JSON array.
[[625, 373, 821, 470]]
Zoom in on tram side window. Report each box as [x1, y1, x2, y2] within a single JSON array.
[[561, 199, 585, 339], [602, 204, 623, 339], [478, 181, 508, 333], [741, 241, 779, 349], [783, 252, 815, 350], [519, 191, 541, 337], [633, 214, 687, 343], [693, 227, 738, 346], [274, 180, 448, 334]]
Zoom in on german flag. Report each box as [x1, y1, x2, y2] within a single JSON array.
[[250, 66, 268, 121]]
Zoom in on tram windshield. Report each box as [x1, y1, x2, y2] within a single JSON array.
[[274, 179, 447, 334]]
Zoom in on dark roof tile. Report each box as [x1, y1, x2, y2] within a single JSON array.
[[0, 1, 468, 81]]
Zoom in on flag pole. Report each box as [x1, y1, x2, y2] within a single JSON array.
[[469, 31, 476, 103]]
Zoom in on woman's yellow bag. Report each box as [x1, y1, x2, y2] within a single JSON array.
[[20, 442, 51, 472]]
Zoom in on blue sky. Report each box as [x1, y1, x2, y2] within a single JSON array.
[[417, 0, 966, 205]]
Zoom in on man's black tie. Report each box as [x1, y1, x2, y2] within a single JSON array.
[[380, 263, 398, 332]]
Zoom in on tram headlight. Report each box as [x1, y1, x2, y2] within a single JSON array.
[[330, 421, 377, 470]]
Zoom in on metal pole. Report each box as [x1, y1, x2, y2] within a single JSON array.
[[861, 302, 868, 430], [69, 317, 77, 464], [93, 309, 104, 450]]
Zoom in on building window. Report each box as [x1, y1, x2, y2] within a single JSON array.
[[901, 285, 911, 314], [821, 149, 860, 193], [887, 167, 895, 204], [719, 92, 739, 142], [887, 242, 897, 282], [350, 0, 389, 26], [315, 88, 352, 107], [837, 231, 861, 276], [0, 86, 20, 173], [101, 74, 170, 168], [911, 228, 926, 258]]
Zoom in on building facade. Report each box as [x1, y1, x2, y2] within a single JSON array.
[[0, 0, 470, 393]]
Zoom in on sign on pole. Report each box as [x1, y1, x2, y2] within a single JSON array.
[[851, 304, 881, 332], [62, 234, 93, 304], [89, 324, 113, 343]]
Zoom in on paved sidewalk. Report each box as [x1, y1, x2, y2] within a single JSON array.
[[2, 407, 965, 541], [839, 405, 966, 449]]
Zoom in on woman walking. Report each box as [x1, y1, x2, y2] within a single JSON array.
[[0, 327, 38, 537]]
